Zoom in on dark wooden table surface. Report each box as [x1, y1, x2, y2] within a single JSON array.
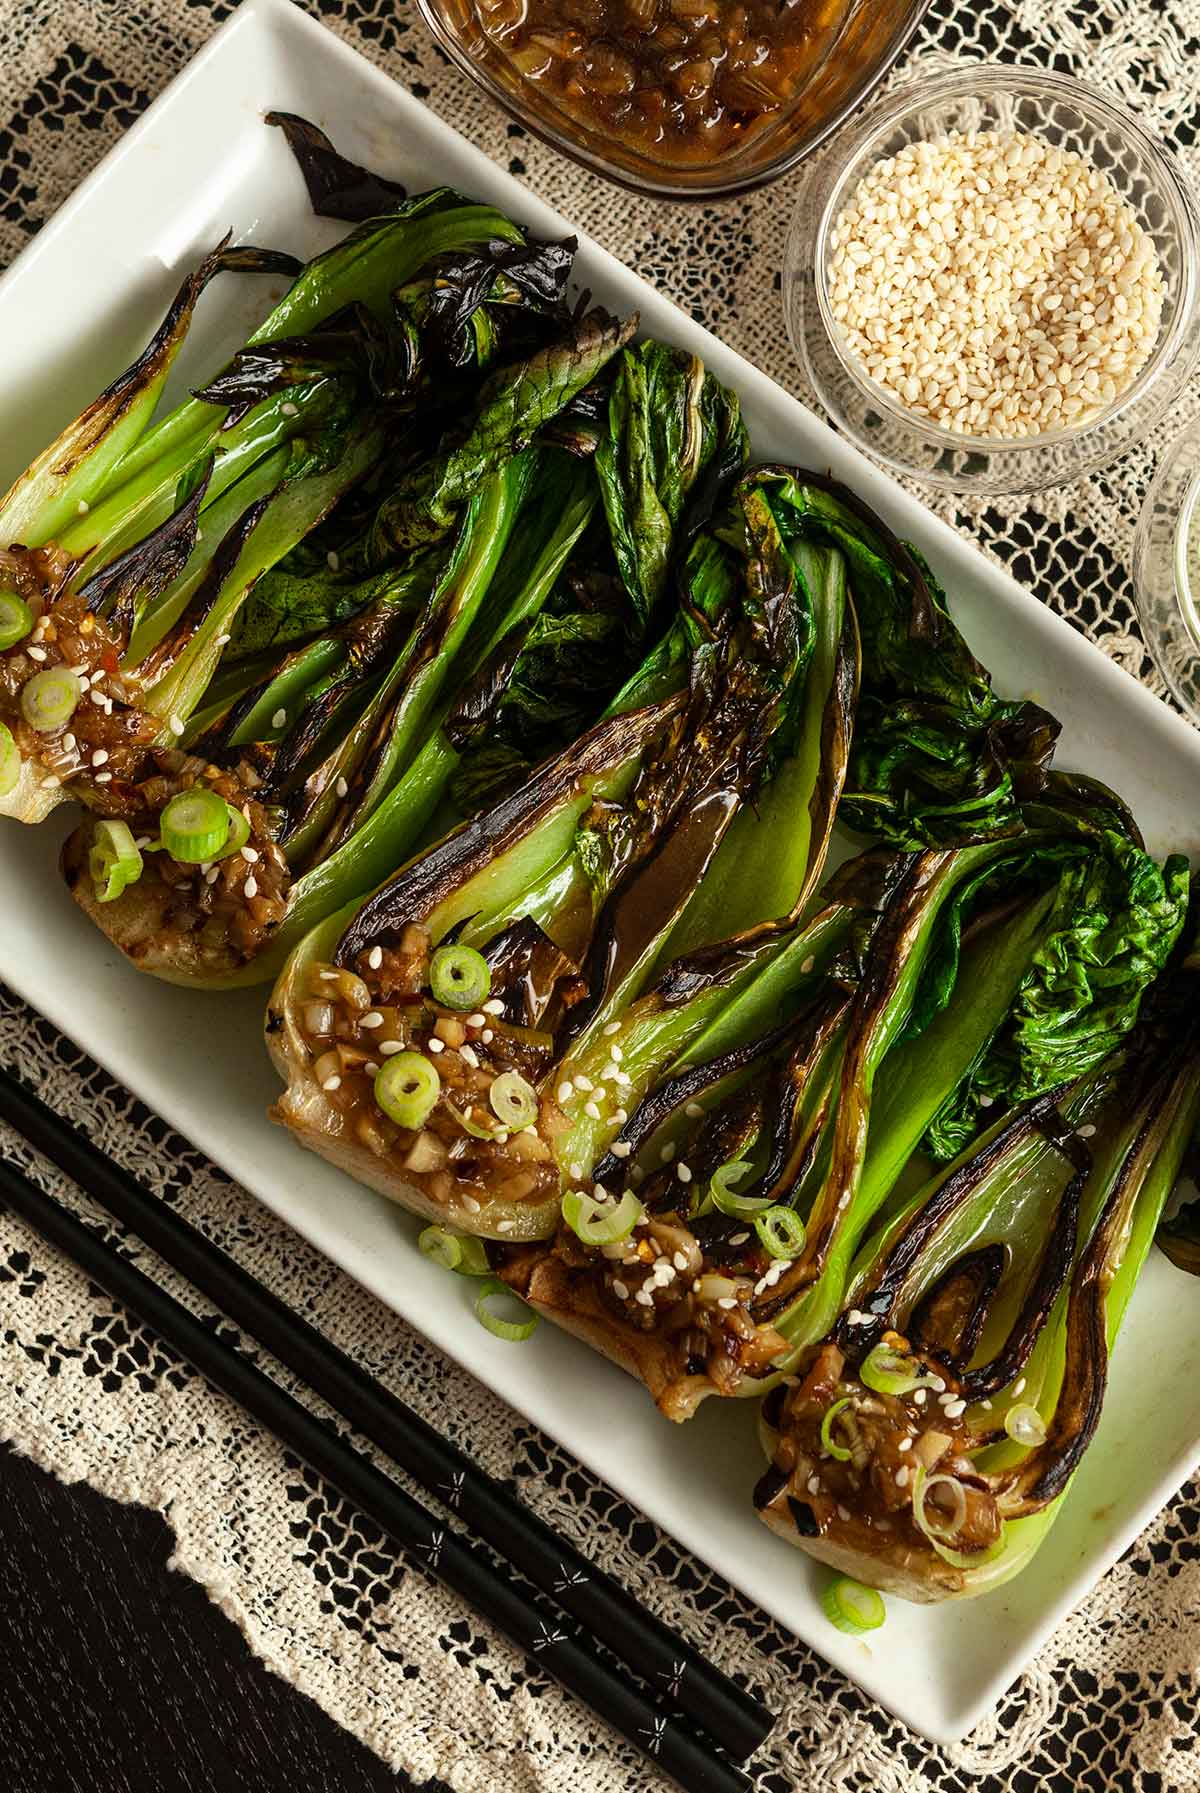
[[0, 1441, 447, 1793]]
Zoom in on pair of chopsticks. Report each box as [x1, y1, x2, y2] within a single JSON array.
[[0, 1064, 771, 1790]]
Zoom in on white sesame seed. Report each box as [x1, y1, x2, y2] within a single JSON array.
[[244, 875, 258, 898], [460, 1044, 480, 1069], [685, 1102, 704, 1119], [895, 1466, 911, 1488], [729, 1230, 750, 1246], [205, 865, 221, 885], [215, 633, 231, 647], [574, 1075, 594, 1092], [360, 1012, 384, 1029], [614, 1108, 628, 1124], [660, 1143, 675, 1163], [943, 1398, 967, 1419], [569, 1162, 584, 1179], [481, 1030, 493, 1044], [496, 1220, 514, 1233], [807, 1474, 821, 1495], [76, 498, 89, 515], [169, 716, 185, 737], [610, 1141, 632, 1158], [461, 1195, 481, 1212], [483, 999, 505, 1015], [1078, 1123, 1097, 1139], [322, 1074, 341, 1091], [898, 1436, 913, 1452], [271, 708, 287, 730], [717, 1296, 738, 1310], [40, 775, 61, 789], [914, 1389, 928, 1405], [89, 689, 106, 706], [609, 1045, 623, 1063], [94, 771, 112, 784], [466, 1012, 487, 1028], [364, 1062, 379, 1077], [91, 748, 109, 766], [281, 401, 299, 417], [557, 1081, 574, 1103], [612, 1280, 629, 1300], [380, 1040, 406, 1056], [327, 550, 340, 571], [837, 1505, 851, 1523], [615, 1071, 631, 1086], [319, 970, 338, 980], [584, 1101, 601, 1120], [635, 1288, 654, 1307], [676, 1163, 692, 1184], [62, 734, 76, 752], [673, 1251, 689, 1271], [1013, 1377, 1027, 1396], [336, 776, 348, 799], [603, 1021, 620, 1035], [26, 645, 47, 662], [367, 946, 383, 970]]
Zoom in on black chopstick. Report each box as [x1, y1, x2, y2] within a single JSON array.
[[0, 1146, 751, 1793], [0, 1066, 772, 1762]]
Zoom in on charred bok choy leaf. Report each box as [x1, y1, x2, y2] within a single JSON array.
[[265, 462, 856, 1240], [754, 925, 1200, 1600]]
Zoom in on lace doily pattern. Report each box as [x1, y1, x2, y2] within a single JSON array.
[[1, 3, 1199, 1790]]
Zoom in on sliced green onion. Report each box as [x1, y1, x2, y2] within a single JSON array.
[[562, 1187, 643, 1247], [475, 1276, 539, 1342], [709, 1160, 771, 1218], [860, 1345, 934, 1398], [375, 1051, 441, 1129], [214, 802, 252, 860], [446, 1100, 503, 1140], [418, 1224, 491, 1277], [820, 1396, 855, 1462], [1003, 1402, 1047, 1447], [429, 943, 491, 1011], [88, 819, 143, 904], [754, 1205, 806, 1260], [0, 723, 19, 798], [160, 787, 232, 863], [820, 1575, 886, 1635], [20, 666, 80, 732], [489, 1070, 538, 1131], [0, 591, 33, 651], [911, 1463, 1006, 1570]]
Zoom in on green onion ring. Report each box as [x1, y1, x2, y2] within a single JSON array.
[[20, 666, 80, 732], [859, 1344, 936, 1398], [475, 1277, 539, 1342], [820, 1396, 855, 1462], [418, 1224, 490, 1277], [88, 819, 144, 904], [820, 1575, 886, 1635], [0, 591, 33, 651], [213, 802, 252, 860], [911, 1462, 1006, 1570], [489, 1070, 538, 1131], [429, 942, 491, 1011], [709, 1160, 771, 1218], [562, 1187, 643, 1247], [159, 787, 231, 863], [374, 1051, 440, 1130], [1003, 1402, 1047, 1447], [754, 1205, 806, 1260]]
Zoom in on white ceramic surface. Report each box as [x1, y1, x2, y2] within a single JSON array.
[[1, 0, 1198, 1745]]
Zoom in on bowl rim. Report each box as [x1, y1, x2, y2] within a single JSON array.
[[414, 0, 935, 201], [803, 62, 1200, 457]]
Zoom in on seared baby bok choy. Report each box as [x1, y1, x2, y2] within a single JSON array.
[[754, 930, 1200, 1599], [502, 794, 1188, 1419], [266, 463, 856, 1237]]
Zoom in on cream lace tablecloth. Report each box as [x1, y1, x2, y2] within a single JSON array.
[[2, 2, 1199, 1789]]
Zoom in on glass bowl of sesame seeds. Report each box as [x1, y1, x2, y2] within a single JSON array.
[[783, 65, 1200, 493]]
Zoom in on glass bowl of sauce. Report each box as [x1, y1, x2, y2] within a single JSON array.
[[1133, 416, 1200, 721], [415, 0, 934, 199]]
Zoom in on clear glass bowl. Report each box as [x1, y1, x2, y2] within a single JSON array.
[[1132, 415, 1200, 720], [783, 65, 1200, 494], [415, 0, 933, 201]]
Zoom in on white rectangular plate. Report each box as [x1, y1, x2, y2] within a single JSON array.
[[2, 0, 1198, 1746]]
